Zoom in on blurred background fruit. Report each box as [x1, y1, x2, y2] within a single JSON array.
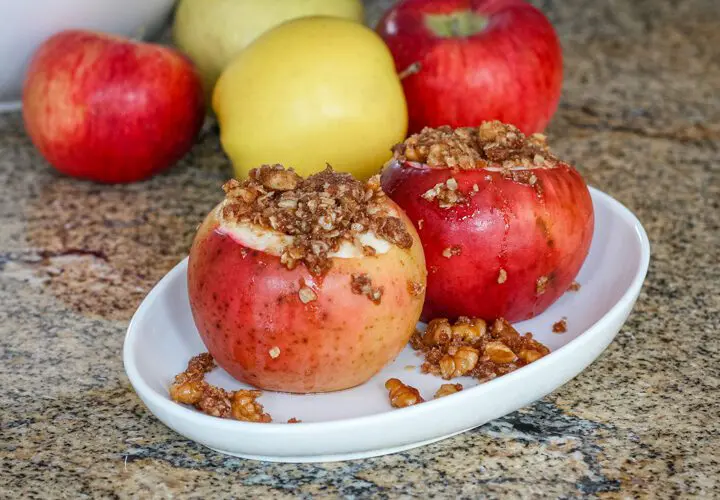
[[173, 0, 364, 99], [213, 16, 408, 180], [378, 0, 562, 134], [23, 30, 205, 183], [0, 0, 175, 110]]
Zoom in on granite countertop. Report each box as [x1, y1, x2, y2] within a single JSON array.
[[2, 0, 719, 497]]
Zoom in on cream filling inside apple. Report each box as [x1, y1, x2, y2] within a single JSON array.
[[216, 207, 392, 258]]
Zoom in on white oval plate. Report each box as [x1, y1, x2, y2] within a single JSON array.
[[123, 187, 650, 463]]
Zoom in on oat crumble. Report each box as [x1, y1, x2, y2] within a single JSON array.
[[568, 281, 581, 292], [220, 165, 413, 276], [392, 121, 558, 171], [552, 318, 568, 333], [350, 273, 384, 304]]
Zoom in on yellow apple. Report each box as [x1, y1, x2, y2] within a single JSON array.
[[173, 0, 364, 97], [213, 17, 408, 180]]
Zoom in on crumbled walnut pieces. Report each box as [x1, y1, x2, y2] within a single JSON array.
[[410, 317, 549, 382], [536, 275, 549, 295], [552, 318, 568, 333], [219, 165, 413, 276], [169, 353, 272, 423], [442, 245, 462, 258], [421, 178, 468, 208], [350, 273, 383, 304], [231, 390, 272, 423], [385, 378, 424, 408], [392, 122, 558, 171], [287, 418, 302, 424], [434, 383, 463, 399], [568, 281, 581, 292]]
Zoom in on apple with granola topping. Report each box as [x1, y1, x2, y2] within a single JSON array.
[[188, 165, 426, 393], [381, 121, 593, 322]]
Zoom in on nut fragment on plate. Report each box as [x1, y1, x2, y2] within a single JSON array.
[[410, 317, 549, 382], [434, 383, 463, 399], [385, 378, 424, 408], [552, 318, 568, 333], [169, 353, 272, 422], [568, 281, 581, 292]]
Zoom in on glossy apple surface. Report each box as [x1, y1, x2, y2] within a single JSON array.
[[381, 160, 593, 322], [187, 201, 426, 393], [377, 0, 562, 134], [23, 30, 204, 183]]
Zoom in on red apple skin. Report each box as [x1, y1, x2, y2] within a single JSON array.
[[377, 0, 562, 134], [187, 201, 426, 393], [22, 30, 205, 183], [381, 160, 593, 322]]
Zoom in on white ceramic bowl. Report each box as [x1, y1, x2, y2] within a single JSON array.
[[0, 0, 176, 111], [124, 187, 650, 462]]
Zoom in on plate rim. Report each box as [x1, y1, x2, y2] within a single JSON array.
[[123, 186, 650, 435]]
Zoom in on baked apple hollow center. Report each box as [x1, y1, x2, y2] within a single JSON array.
[[391, 121, 560, 172], [218, 164, 414, 275]]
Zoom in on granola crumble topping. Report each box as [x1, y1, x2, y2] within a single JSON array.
[[442, 245, 462, 258], [169, 353, 272, 422], [407, 280, 426, 297], [568, 281, 581, 292], [392, 121, 558, 171], [385, 378, 424, 408], [220, 165, 413, 276], [350, 273, 384, 304]]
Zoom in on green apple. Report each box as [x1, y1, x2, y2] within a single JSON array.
[[173, 0, 364, 98]]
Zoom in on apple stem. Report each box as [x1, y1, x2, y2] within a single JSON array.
[[399, 62, 422, 80]]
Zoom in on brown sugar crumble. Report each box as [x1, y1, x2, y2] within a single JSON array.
[[552, 318, 568, 334], [385, 378, 424, 408], [350, 273, 384, 304], [169, 353, 272, 423], [410, 317, 550, 383], [392, 121, 558, 172], [287, 418, 302, 424], [220, 165, 413, 276], [568, 281, 581, 292]]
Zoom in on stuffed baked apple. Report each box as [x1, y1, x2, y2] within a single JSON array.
[[381, 121, 593, 322], [188, 165, 426, 393]]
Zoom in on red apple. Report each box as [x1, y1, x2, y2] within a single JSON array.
[[377, 0, 562, 135], [22, 30, 205, 183], [381, 122, 593, 322], [188, 167, 427, 393]]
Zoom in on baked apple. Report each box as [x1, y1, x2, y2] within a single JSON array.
[[381, 122, 593, 322], [188, 165, 426, 393]]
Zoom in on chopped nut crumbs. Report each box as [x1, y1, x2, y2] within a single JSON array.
[[421, 178, 468, 208], [497, 268, 508, 284], [287, 418, 302, 424], [568, 281, 581, 292], [442, 245, 462, 258], [220, 165, 413, 276], [298, 286, 317, 304], [407, 280, 426, 297], [410, 317, 550, 383], [536, 275, 550, 295], [169, 353, 271, 422], [434, 383, 463, 399], [350, 273, 384, 304], [385, 378, 424, 408], [552, 318, 568, 333], [392, 121, 558, 171]]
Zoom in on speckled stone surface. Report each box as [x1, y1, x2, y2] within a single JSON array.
[[2, 0, 719, 497]]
